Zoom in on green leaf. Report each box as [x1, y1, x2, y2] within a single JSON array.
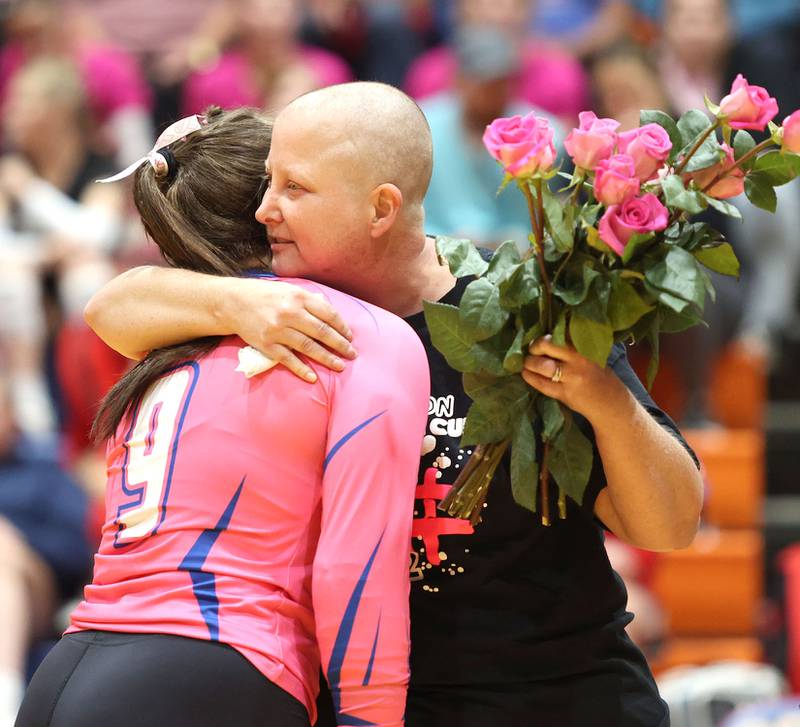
[[722, 122, 732, 148], [668, 220, 723, 252], [701, 267, 716, 303], [640, 110, 682, 158], [578, 275, 612, 325], [498, 172, 514, 195], [553, 264, 600, 306], [744, 173, 777, 212], [542, 191, 573, 252], [502, 326, 526, 373], [523, 321, 544, 348], [703, 194, 742, 220], [752, 150, 800, 186], [551, 311, 568, 346], [677, 109, 713, 147], [585, 225, 614, 255], [423, 301, 480, 371], [549, 412, 593, 506], [471, 338, 508, 376], [498, 259, 539, 310], [580, 202, 602, 228], [423, 303, 506, 376], [569, 314, 613, 366], [645, 246, 707, 310], [694, 242, 741, 277], [461, 401, 510, 446], [733, 130, 756, 164], [537, 396, 564, 442], [459, 278, 508, 341], [768, 120, 783, 146], [677, 110, 723, 172], [510, 413, 538, 513], [659, 306, 702, 333], [486, 240, 522, 282], [621, 232, 655, 264], [704, 93, 721, 116], [685, 143, 725, 173], [661, 174, 705, 214], [644, 281, 692, 314], [607, 277, 654, 330], [435, 236, 489, 277], [463, 371, 530, 422]]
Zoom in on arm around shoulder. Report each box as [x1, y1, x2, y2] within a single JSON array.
[[84, 266, 233, 360]]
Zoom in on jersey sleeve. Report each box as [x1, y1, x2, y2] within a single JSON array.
[[312, 314, 429, 727]]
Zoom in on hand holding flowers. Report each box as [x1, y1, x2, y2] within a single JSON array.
[[425, 73, 800, 525]]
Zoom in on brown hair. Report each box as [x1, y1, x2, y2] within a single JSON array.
[[92, 106, 272, 441]]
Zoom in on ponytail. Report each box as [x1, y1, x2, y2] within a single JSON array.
[[92, 107, 272, 442]]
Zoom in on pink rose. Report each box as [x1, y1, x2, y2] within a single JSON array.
[[593, 154, 641, 206], [598, 193, 669, 256], [617, 124, 672, 181], [782, 110, 800, 153], [718, 74, 778, 131], [564, 111, 620, 170], [686, 143, 744, 199], [483, 113, 557, 178]]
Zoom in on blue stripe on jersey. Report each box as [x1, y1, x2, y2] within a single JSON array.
[[362, 612, 382, 686], [351, 297, 380, 333], [323, 411, 387, 472], [327, 533, 383, 727], [187, 570, 221, 641], [179, 476, 245, 640], [243, 270, 277, 279]]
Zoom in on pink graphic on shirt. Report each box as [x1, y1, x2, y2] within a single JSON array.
[[412, 467, 474, 566]]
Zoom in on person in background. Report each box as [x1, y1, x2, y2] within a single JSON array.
[[15, 105, 430, 727], [590, 43, 671, 131], [180, 0, 352, 117], [67, 0, 222, 129], [0, 57, 123, 437], [421, 25, 550, 249], [0, 370, 92, 727], [634, 0, 800, 113], [0, 0, 153, 168], [405, 0, 589, 123], [299, 0, 430, 89], [659, 0, 800, 381], [530, 0, 635, 60]]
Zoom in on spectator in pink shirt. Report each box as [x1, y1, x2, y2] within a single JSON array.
[[0, 0, 154, 167], [181, 0, 352, 117], [404, 0, 589, 122]]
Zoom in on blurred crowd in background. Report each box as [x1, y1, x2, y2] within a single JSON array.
[[1, 1, 800, 725]]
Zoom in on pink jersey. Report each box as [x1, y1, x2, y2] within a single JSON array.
[[69, 276, 430, 726]]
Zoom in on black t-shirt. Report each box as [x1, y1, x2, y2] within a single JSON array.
[[402, 273, 694, 724]]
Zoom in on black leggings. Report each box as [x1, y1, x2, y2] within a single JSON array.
[[16, 631, 311, 727]]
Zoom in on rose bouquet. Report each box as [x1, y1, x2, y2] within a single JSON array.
[[424, 74, 800, 526]]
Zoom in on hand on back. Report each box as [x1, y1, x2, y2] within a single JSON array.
[[226, 279, 357, 382]]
